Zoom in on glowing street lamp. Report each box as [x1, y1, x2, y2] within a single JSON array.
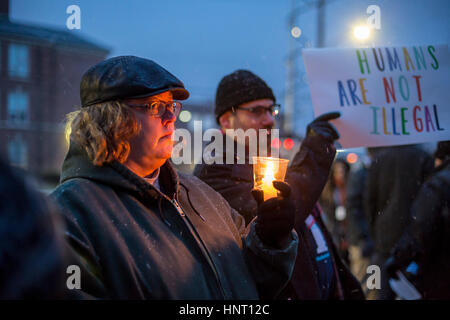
[[353, 25, 371, 41], [291, 26, 302, 38], [179, 110, 192, 123]]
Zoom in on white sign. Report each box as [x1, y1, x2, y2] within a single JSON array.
[[303, 45, 450, 148]]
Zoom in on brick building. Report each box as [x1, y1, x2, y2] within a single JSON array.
[[0, 1, 109, 188]]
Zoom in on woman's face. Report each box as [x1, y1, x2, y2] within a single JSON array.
[[125, 91, 177, 174]]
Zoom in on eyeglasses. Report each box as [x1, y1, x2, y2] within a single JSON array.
[[232, 104, 280, 117], [125, 100, 183, 118]]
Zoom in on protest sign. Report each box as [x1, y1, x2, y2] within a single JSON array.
[[303, 45, 450, 148]]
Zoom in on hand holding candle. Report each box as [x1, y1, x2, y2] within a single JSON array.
[[251, 180, 296, 248]]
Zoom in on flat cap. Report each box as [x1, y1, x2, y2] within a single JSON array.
[[80, 56, 189, 107]]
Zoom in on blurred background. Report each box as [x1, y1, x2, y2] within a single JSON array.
[[1, 0, 449, 190]]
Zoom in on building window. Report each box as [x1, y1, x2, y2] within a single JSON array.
[[8, 135, 28, 168], [8, 43, 29, 78], [7, 89, 29, 123]]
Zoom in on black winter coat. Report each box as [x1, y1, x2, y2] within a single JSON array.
[[194, 135, 364, 300], [392, 159, 450, 299], [51, 143, 298, 299], [364, 145, 433, 258], [346, 163, 372, 247]]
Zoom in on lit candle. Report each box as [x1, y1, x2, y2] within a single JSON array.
[[261, 161, 278, 201], [253, 156, 289, 202]]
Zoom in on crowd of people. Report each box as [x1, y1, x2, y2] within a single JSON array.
[[0, 56, 448, 300], [319, 142, 450, 299]]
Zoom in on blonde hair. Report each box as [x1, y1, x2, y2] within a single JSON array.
[[65, 101, 140, 166]]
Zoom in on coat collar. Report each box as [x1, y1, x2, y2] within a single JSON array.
[[60, 141, 180, 199]]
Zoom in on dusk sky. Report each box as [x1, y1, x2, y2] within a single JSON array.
[[10, 0, 450, 134]]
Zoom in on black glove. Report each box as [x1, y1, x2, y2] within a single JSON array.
[[384, 256, 402, 280], [306, 111, 341, 143], [251, 181, 295, 248]]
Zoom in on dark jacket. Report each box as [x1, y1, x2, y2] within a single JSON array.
[[364, 145, 433, 258], [391, 159, 450, 299], [194, 135, 364, 300], [346, 163, 372, 249], [51, 143, 298, 300], [0, 157, 67, 299]]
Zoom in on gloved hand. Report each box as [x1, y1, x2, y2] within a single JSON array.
[[251, 181, 295, 248], [306, 111, 341, 143], [384, 256, 402, 280]]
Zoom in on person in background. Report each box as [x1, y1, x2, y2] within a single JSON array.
[[0, 156, 67, 299], [364, 144, 433, 299], [194, 69, 363, 300], [319, 158, 351, 264], [345, 150, 376, 298], [384, 141, 450, 299]]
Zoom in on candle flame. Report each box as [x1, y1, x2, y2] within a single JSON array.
[[262, 161, 275, 186]]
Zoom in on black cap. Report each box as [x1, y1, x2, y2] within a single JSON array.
[[80, 56, 189, 107], [214, 69, 276, 123]]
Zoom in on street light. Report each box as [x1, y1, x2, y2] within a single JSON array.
[[353, 25, 371, 41], [291, 26, 302, 38], [179, 110, 192, 123]]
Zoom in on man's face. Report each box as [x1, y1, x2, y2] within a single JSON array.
[[228, 99, 276, 132], [125, 91, 177, 171], [220, 99, 276, 151]]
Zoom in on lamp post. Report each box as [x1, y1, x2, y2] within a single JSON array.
[[352, 24, 371, 48]]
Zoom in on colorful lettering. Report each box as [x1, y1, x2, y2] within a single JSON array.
[[383, 77, 396, 104], [356, 49, 371, 74], [400, 108, 410, 135]]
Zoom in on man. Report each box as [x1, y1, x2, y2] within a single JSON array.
[[52, 56, 298, 299], [194, 70, 363, 300], [384, 141, 450, 299]]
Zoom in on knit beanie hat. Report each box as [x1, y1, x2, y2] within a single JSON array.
[[214, 70, 276, 124]]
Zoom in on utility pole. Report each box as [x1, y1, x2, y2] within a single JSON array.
[[284, 0, 331, 136], [317, 0, 325, 48], [283, 0, 297, 136]]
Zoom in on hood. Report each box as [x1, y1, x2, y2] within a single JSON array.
[[60, 141, 180, 198]]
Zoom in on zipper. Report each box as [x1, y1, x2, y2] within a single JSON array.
[[171, 198, 185, 217], [168, 196, 226, 299]]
